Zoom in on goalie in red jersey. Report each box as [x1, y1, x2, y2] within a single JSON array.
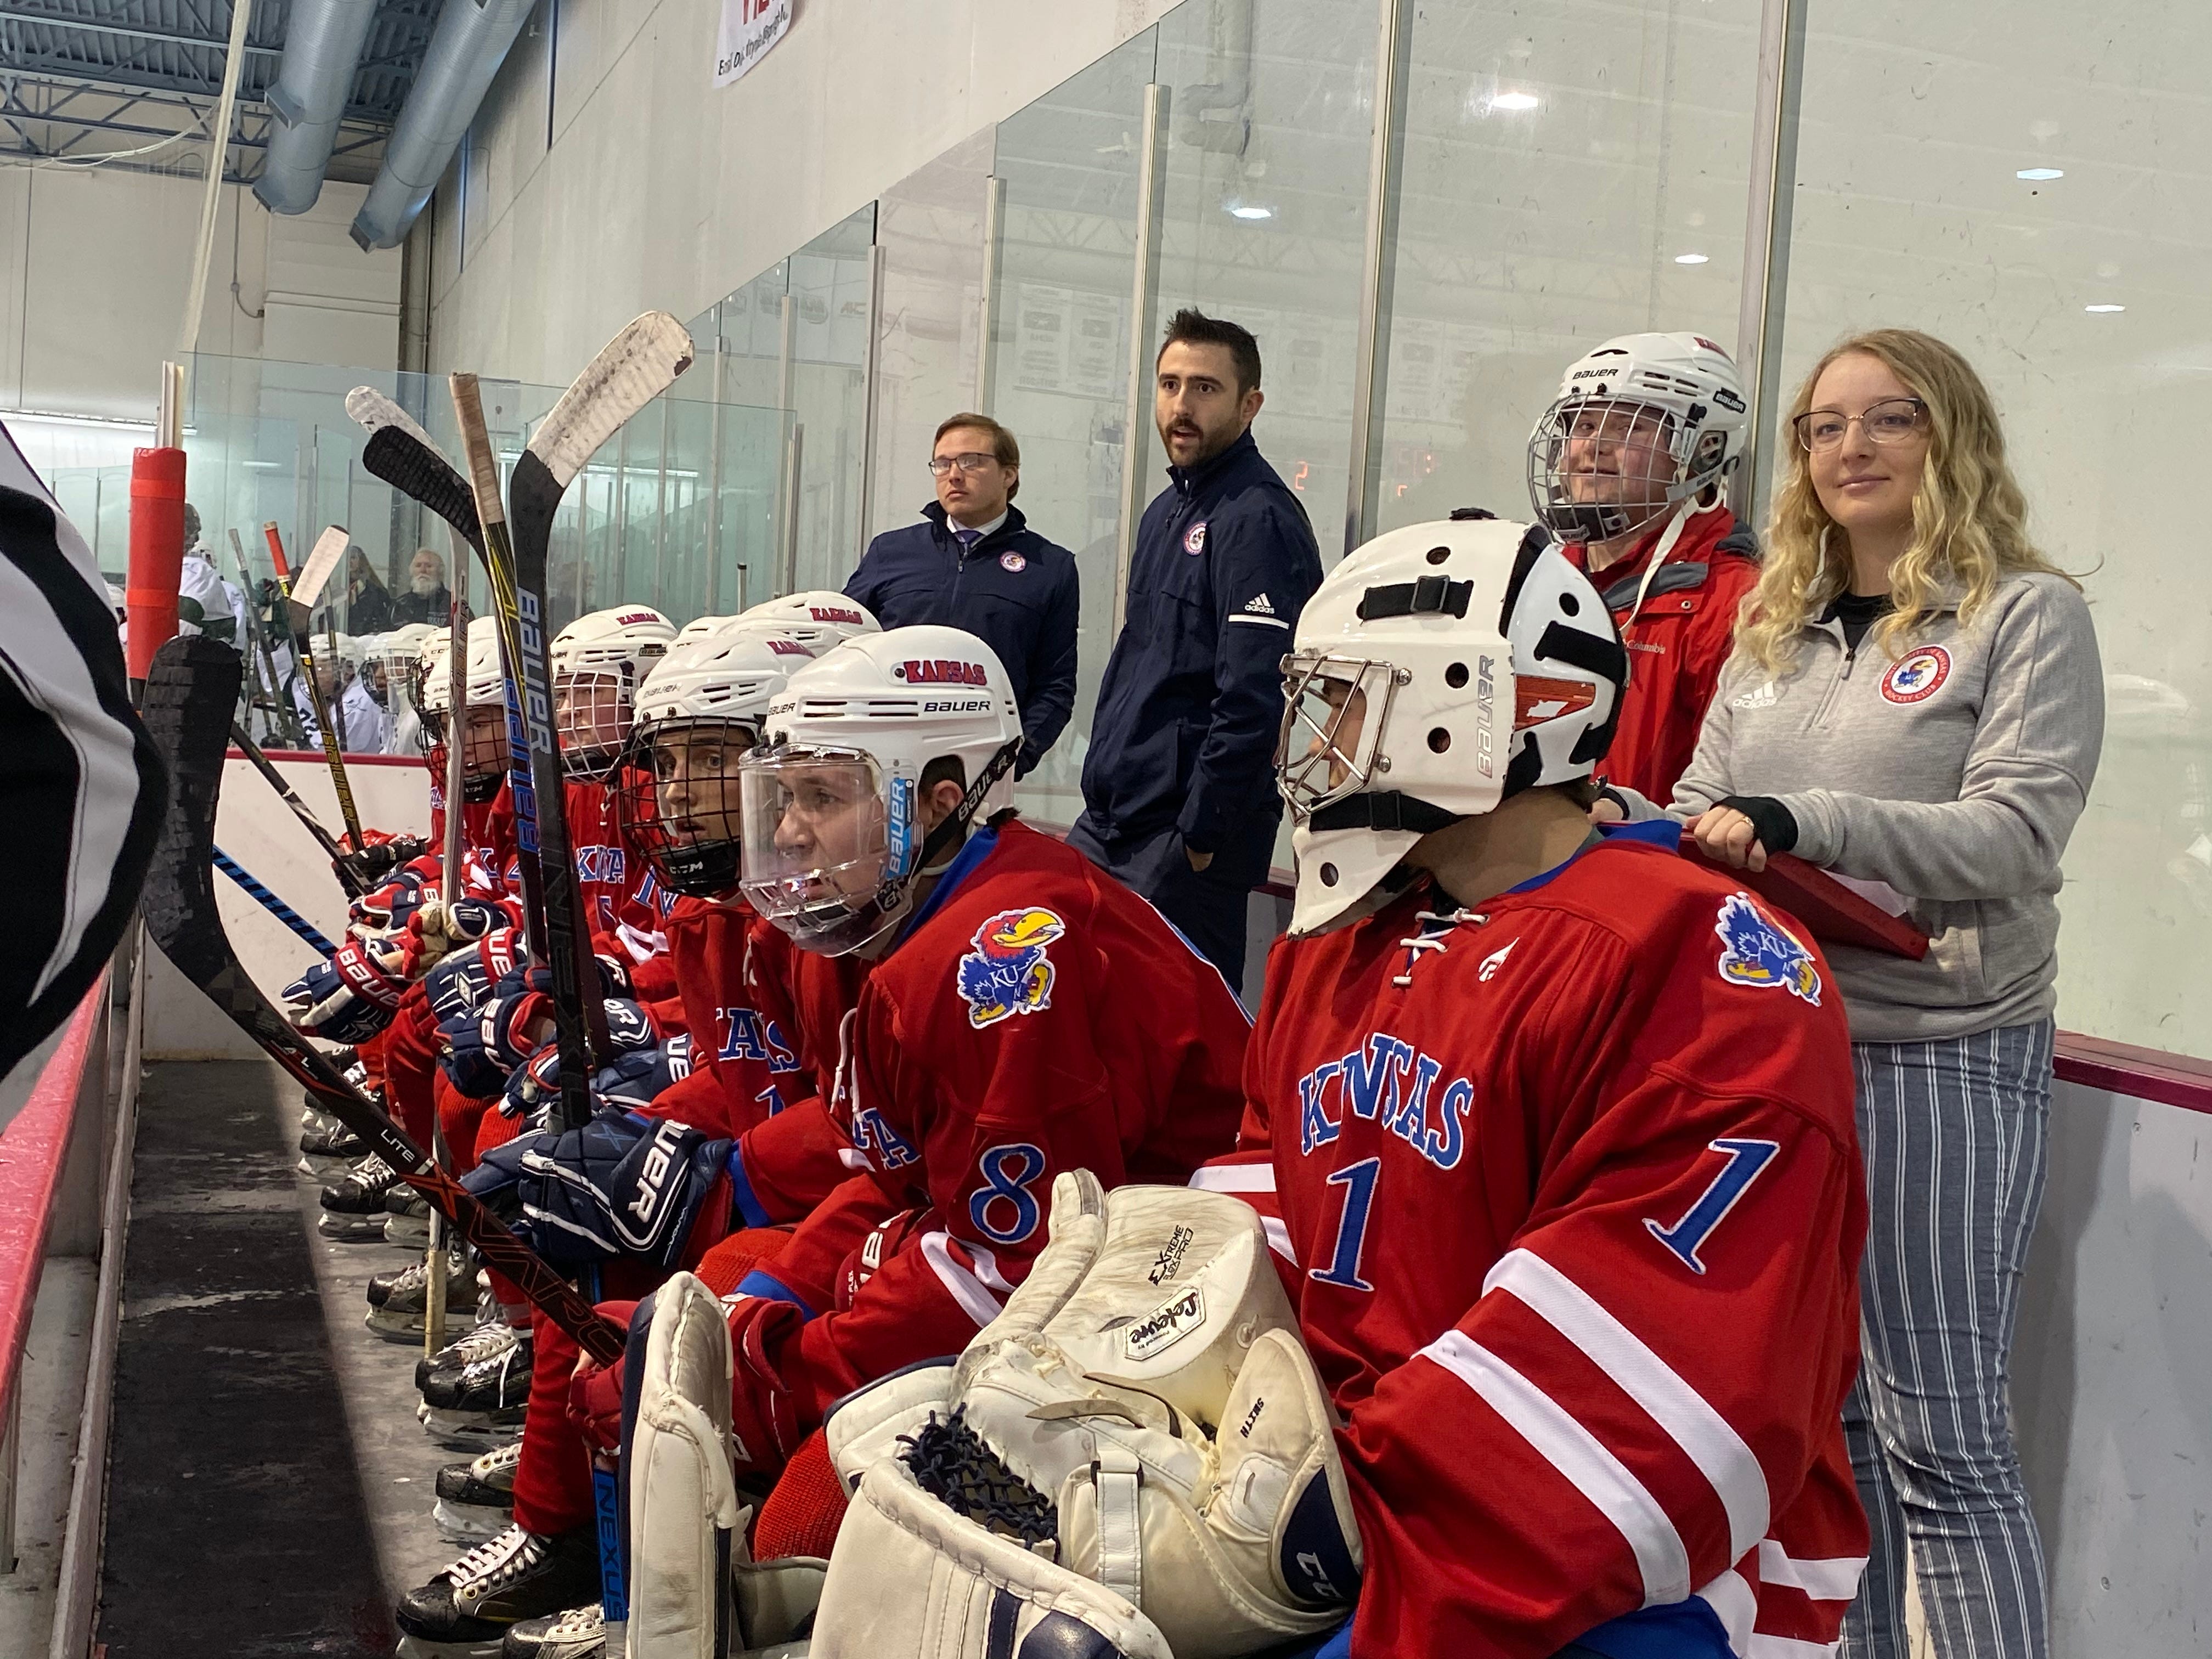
[[1207, 516, 1871, 1659]]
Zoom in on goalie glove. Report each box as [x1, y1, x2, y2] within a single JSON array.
[[461, 1109, 732, 1270], [439, 988, 550, 1097], [422, 925, 522, 1018], [495, 998, 659, 1118], [279, 939, 405, 1044], [821, 1173, 1362, 1659]]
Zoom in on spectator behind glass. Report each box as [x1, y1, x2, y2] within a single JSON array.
[[343, 546, 394, 635], [391, 546, 453, 626], [1636, 328, 2103, 1659], [843, 414, 1079, 776], [1070, 309, 1322, 994]]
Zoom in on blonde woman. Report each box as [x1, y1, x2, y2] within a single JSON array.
[[1658, 330, 2101, 1659]]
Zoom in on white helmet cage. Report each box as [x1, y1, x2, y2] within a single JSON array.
[[738, 625, 1023, 956], [1278, 518, 1627, 937], [614, 623, 820, 898], [736, 590, 882, 654], [415, 614, 510, 800], [550, 605, 678, 778], [1527, 331, 1749, 545]]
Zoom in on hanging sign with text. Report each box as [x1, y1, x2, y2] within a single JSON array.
[[714, 0, 791, 87]]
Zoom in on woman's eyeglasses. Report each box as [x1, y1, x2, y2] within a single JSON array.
[[1792, 398, 1927, 453]]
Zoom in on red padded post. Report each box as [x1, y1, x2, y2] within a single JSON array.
[[126, 445, 188, 682]]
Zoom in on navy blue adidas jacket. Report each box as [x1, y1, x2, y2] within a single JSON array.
[[1078, 429, 1321, 871], [844, 501, 1079, 774]]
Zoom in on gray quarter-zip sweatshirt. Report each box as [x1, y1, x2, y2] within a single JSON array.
[[1663, 571, 2103, 1042]]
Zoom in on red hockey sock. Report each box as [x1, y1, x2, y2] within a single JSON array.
[[752, 1428, 847, 1560]]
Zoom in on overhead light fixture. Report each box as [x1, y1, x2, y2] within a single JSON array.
[[1489, 90, 1540, 112], [242, 460, 283, 470], [2084, 303, 2125, 313], [1673, 252, 1710, 265], [2017, 167, 2063, 180], [1228, 204, 1273, 221]]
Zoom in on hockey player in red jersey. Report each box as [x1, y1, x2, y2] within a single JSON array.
[[1218, 517, 1869, 1659]]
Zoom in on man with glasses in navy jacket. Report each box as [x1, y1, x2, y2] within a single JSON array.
[[844, 413, 1079, 777]]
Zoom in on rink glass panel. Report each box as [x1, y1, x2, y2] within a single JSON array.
[[1777, 0, 2212, 1058]]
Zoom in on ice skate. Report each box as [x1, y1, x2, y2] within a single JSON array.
[[385, 1183, 433, 1248], [417, 1316, 522, 1392], [393, 1525, 599, 1659], [317, 1151, 401, 1240], [499, 1601, 607, 1659], [296, 1110, 365, 1176], [419, 1328, 532, 1447], [364, 1240, 474, 1342], [433, 1440, 520, 1543]]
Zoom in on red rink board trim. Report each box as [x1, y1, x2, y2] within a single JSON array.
[[2053, 1032, 2212, 1118], [0, 968, 106, 1425]]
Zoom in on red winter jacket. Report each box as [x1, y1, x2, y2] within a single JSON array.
[[1562, 503, 1759, 804]]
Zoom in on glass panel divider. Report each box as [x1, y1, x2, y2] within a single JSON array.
[[1344, 0, 1414, 557], [1111, 81, 1173, 637]]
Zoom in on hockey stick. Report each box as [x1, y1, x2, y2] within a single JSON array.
[[269, 523, 369, 850], [425, 591, 471, 1359], [228, 721, 367, 897], [212, 845, 338, 955], [447, 371, 601, 1135], [139, 634, 625, 1364], [227, 527, 292, 743]]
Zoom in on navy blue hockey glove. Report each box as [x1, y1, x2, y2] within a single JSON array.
[[462, 1110, 732, 1270], [495, 1000, 659, 1118], [521, 956, 635, 1001], [439, 989, 550, 1098], [592, 1036, 694, 1111], [281, 939, 404, 1044], [422, 926, 521, 1020], [404, 895, 510, 974], [348, 871, 428, 937]]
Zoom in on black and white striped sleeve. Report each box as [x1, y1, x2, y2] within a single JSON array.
[[0, 432, 167, 1085]]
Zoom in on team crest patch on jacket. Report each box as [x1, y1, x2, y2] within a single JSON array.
[[1881, 645, 1951, 704], [955, 907, 1066, 1028], [1183, 521, 1207, 555], [1714, 892, 1821, 1006]]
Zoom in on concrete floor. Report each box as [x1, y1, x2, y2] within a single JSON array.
[[98, 1058, 472, 1657]]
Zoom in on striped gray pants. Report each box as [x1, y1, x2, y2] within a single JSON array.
[[1839, 1019, 2053, 1659]]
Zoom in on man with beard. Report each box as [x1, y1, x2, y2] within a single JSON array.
[[1070, 308, 1322, 993], [392, 546, 454, 626]]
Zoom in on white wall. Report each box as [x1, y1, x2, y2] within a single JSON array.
[[0, 166, 402, 425], [426, 0, 1178, 384]]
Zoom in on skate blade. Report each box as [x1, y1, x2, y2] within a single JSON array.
[[385, 1221, 433, 1249], [298, 1153, 357, 1179], [431, 1497, 514, 1545], [419, 1407, 526, 1450], [319, 1214, 394, 1241], [394, 1633, 505, 1659], [365, 1308, 429, 1343]]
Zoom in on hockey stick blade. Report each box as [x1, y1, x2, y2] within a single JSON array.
[[349, 392, 487, 556], [139, 635, 625, 1364], [291, 524, 349, 613], [524, 312, 695, 490]]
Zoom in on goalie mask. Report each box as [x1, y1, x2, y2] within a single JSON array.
[[614, 623, 817, 900], [1527, 331, 1748, 547], [416, 615, 509, 803], [736, 589, 881, 653], [738, 625, 1022, 957], [1278, 517, 1626, 936], [550, 604, 677, 779]]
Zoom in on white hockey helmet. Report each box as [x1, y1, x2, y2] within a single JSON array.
[[739, 625, 1023, 956], [372, 623, 437, 696], [1527, 331, 1749, 545], [616, 623, 820, 898], [673, 613, 739, 644], [550, 604, 678, 778], [737, 590, 881, 653], [1277, 518, 1627, 936], [417, 615, 510, 800]]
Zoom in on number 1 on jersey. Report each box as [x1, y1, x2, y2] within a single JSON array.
[[1645, 1137, 1780, 1274], [1310, 1156, 1381, 1291]]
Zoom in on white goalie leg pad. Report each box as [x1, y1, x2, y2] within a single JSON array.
[[825, 1357, 956, 1496], [631, 1272, 742, 1659], [810, 1457, 1172, 1659]]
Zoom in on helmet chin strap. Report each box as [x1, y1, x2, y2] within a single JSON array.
[[910, 736, 1024, 877]]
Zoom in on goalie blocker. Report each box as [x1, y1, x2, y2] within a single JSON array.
[[622, 1172, 1359, 1659]]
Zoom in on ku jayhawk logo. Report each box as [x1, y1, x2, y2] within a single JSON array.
[[1882, 645, 1952, 705], [1713, 892, 1821, 1006], [955, 907, 1066, 1028]]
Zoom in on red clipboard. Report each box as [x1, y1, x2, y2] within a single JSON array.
[[1679, 831, 1929, 960]]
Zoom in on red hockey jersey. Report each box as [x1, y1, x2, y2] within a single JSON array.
[[1220, 821, 1867, 1659], [722, 819, 1248, 1469]]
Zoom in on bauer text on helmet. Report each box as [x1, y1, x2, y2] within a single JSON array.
[[1277, 518, 1626, 935], [737, 625, 1022, 956], [1527, 332, 1748, 547]]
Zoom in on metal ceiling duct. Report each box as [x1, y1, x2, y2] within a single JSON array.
[[253, 0, 381, 213], [349, 0, 535, 251]]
